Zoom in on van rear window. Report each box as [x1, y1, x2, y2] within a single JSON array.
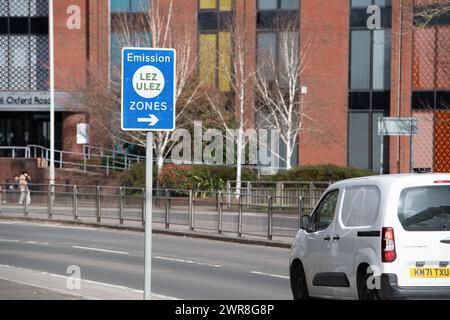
[[398, 186, 450, 231]]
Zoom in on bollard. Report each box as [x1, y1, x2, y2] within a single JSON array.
[[267, 196, 273, 240]]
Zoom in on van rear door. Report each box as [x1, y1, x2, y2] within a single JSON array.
[[395, 183, 450, 287]]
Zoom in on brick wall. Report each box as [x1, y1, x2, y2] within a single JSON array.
[[298, 0, 349, 166]]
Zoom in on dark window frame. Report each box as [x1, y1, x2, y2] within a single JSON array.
[[197, 0, 235, 91], [0, 2, 49, 91], [347, 0, 392, 172], [256, 0, 300, 88], [257, 0, 300, 11]]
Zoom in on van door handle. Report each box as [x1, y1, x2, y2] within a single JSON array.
[[333, 235, 341, 241], [441, 239, 450, 244], [324, 236, 331, 242]]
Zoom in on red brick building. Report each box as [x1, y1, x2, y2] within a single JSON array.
[[0, 0, 448, 176]]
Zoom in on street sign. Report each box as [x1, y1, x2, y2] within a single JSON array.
[[377, 116, 418, 175], [378, 117, 418, 136], [121, 47, 176, 300], [121, 48, 176, 131]]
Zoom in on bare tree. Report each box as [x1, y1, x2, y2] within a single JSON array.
[[77, 0, 200, 178], [255, 19, 311, 170], [204, 12, 254, 196], [413, 0, 450, 27]]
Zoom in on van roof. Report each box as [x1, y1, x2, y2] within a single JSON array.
[[330, 173, 450, 188]]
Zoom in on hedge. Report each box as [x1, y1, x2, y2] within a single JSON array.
[[120, 163, 376, 190]]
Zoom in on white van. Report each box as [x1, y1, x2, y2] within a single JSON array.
[[289, 174, 450, 300]]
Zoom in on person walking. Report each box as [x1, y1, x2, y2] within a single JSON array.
[[24, 171, 32, 205], [18, 172, 27, 205]]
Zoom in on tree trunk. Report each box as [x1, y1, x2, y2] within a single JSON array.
[[285, 139, 292, 170]]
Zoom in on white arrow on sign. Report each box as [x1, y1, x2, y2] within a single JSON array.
[[138, 114, 159, 126]]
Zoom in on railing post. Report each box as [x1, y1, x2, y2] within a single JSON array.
[[188, 189, 194, 231], [165, 189, 170, 230], [96, 186, 101, 223], [267, 196, 273, 240], [59, 151, 63, 169], [12, 149, 15, 158], [237, 194, 243, 237], [309, 182, 314, 208], [73, 185, 78, 221], [218, 191, 223, 235], [83, 153, 87, 172], [226, 181, 231, 206], [119, 187, 124, 225], [106, 156, 110, 176], [298, 196, 304, 230], [141, 188, 146, 227], [0, 186, 2, 215], [48, 184, 53, 219]]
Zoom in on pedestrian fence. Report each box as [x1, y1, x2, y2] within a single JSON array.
[[0, 183, 327, 240]]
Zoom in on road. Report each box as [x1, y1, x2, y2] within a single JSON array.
[[0, 220, 292, 300]]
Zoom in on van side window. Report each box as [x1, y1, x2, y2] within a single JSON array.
[[312, 190, 339, 231], [341, 186, 380, 227]]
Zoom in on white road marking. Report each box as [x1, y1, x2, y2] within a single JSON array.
[[250, 271, 289, 279], [0, 239, 19, 243], [0, 238, 49, 246], [71, 246, 129, 255], [155, 256, 222, 268]]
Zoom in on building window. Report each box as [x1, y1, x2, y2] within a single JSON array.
[[198, 0, 232, 91], [110, 0, 149, 13], [109, 0, 151, 83], [348, 0, 391, 172], [256, 0, 300, 168], [257, 0, 299, 29], [0, 0, 49, 91], [256, 0, 299, 86]]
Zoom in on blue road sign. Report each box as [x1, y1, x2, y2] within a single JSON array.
[[121, 48, 176, 131]]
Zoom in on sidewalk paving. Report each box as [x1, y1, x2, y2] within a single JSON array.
[[0, 265, 174, 300], [0, 279, 82, 300]]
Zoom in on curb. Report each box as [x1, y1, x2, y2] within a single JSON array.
[[0, 215, 292, 249]]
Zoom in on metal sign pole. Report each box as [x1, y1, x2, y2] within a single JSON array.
[[144, 131, 153, 300]]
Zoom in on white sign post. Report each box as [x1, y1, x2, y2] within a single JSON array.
[[121, 48, 176, 300], [378, 117, 418, 174]]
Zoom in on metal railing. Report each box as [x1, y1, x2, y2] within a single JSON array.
[[226, 180, 331, 209], [0, 183, 326, 240], [0, 145, 145, 175]]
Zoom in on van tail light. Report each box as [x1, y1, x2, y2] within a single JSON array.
[[382, 227, 397, 263]]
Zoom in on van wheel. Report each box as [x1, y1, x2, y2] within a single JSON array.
[[291, 263, 309, 300], [358, 272, 380, 300]]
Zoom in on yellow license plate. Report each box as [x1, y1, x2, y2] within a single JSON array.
[[410, 268, 450, 278]]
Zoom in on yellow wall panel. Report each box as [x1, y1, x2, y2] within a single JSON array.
[[219, 0, 232, 11], [199, 0, 216, 9], [200, 34, 217, 87]]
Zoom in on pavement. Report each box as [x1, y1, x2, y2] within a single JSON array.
[[0, 278, 81, 300], [0, 219, 292, 300]]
